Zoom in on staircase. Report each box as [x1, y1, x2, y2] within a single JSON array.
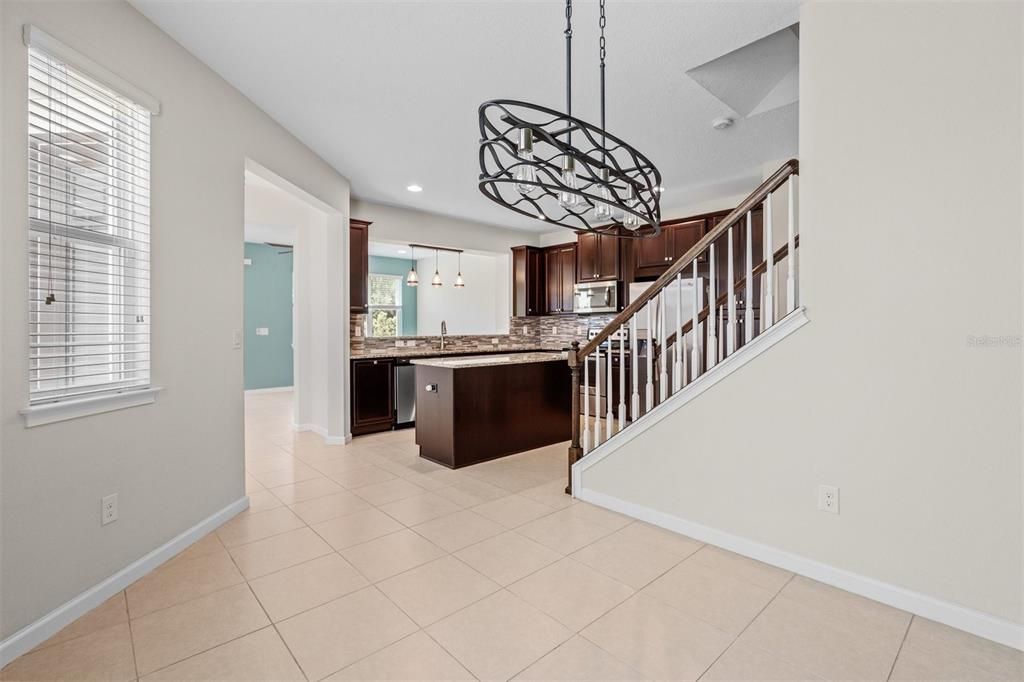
[[565, 159, 801, 492]]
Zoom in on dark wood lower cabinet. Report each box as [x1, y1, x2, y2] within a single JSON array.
[[351, 358, 395, 435]]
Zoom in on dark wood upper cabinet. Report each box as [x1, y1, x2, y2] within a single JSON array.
[[670, 219, 706, 262], [350, 219, 371, 312], [351, 357, 394, 435], [511, 245, 545, 317], [576, 232, 619, 282], [543, 243, 576, 314]]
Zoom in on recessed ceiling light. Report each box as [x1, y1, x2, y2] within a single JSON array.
[[711, 116, 734, 130], [397, 249, 407, 254], [406, 184, 423, 192]]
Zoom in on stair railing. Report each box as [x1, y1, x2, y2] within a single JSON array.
[[565, 159, 800, 492]]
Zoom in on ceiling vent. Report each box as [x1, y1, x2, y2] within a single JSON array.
[[686, 24, 798, 119]]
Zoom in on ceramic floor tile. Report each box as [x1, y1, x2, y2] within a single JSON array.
[[249, 461, 320, 488], [510, 557, 634, 631], [341, 528, 447, 582], [517, 506, 619, 554], [245, 473, 265, 493], [433, 477, 508, 507], [1, 623, 135, 681], [377, 555, 500, 626], [520, 480, 576, 509], [246, 488, 286, 513], [276, 587, 418, 681], [327, 464, 398, 489], [735, 595, 904, 681], [216, 506, 306, 548], [248, 553, 369, 622], [130, 583, 269, 676], [269, 476, 345, 504], [570, 522, 702, 589], [227, 526, 333, 579], [642, 559, 777, 635], [312, 508, 404, 550], [426, 590, 573, 682], [127, 549, 245, 618], [245, 451, 296, 474], [514, 635, 646, 680], [288, 490, 370, 525], [580, 593, 732, 680], [893, 616, 1023, 680], [169, 532, 227, 565], [325, 631, 473, 681], [400, 468, 471, 491], [141, 626, 305, 681], [473, 494, 556, 528], [32, 592, 128, 651], [351, 477, 426, 505], [689, 544, 793, 592], [377, 491, 463, 526], [412, 509, 505, 552], [701, 636, 824, 681], [455, 530, 563, 586], [780, 575, 911, 644]]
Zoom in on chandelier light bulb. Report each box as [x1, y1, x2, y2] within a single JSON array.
[[431, 249, 442, 287], [454, 252, 465, 287], [406, 246, 419, 286], [622, 186, 642, 230], [514, 128, 539, 196], [593, 168, 614, 221], [558, 156, 581, 209]]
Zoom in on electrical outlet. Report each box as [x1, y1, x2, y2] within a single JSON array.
[[232, 329, 242, 349], [101, 493, 118, 525], [817, 485, 839, 514]]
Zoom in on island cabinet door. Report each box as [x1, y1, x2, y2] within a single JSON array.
[[351, 358, 395, 435]]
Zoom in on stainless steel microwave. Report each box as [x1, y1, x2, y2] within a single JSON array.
[[573, 281, 618, 314]]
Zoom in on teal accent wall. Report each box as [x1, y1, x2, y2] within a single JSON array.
[[244, 242, 294, 389], [369, 255, 418, 335]]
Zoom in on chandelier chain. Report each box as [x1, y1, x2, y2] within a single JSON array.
[[565, 0, 573, 128], [599, 0, 607, 140]]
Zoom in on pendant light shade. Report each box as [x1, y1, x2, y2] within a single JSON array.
[[406, 246, 419, 287], [454, 252, 465, 288], [431, 249, 442, 287]]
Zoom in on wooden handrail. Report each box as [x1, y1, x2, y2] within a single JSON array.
[[574, 158, 799, 360]]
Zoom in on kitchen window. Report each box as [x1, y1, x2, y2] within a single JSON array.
[[23, 31, 158, 425], [367, 273, 403, 337]]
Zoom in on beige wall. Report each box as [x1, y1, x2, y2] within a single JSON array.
[[0, 1, 350, 638], [582, 1, 1023, 625]]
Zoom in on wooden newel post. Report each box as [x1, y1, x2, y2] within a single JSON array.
[[566, 341, 582, 495]]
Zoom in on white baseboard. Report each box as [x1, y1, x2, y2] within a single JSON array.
[[293, 422, 346, 445], [244, 386, 293, 395], [0, 496, 250, 668], [574, 487, 1024, 652], [574, 307, 809, 480]]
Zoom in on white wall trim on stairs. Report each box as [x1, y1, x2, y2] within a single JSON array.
[[0, 496, 250, 668], [574, 488, 1024, 652], [573, 307, 810, 481], [244, 385, 294, 395]]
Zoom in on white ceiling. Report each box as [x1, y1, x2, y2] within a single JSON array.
[[368, 241, 412, 259], [134, 1, 799, 232]]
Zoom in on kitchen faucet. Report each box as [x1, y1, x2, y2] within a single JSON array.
[[440, 320, 447, 351]]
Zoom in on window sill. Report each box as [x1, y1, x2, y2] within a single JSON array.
[[20, 387, 163, 428]]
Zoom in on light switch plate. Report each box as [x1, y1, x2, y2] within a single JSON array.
[[232, 330, 242, 349]]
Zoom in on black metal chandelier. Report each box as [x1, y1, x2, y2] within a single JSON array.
[[478, 0, 662, 237]]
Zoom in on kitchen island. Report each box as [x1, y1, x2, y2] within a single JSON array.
[[411, 352, 571, 468]]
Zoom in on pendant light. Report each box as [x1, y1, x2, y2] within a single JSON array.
[[406, 246, 419, 287], [431, 249, 442, 287], [454, 252, 465, 288], [477, 0, 662, 237]]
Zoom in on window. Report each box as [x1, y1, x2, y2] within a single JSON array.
[[28, 45, 151, 405], [367, 274, 403, 337]]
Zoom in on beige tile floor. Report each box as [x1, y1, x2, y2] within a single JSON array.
[[4, 390, 1022, 681]]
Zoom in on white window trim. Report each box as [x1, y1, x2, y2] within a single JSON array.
[[20, 386, 163, 428], [367, 273, 404, 338], [22, 25, 161, 114]]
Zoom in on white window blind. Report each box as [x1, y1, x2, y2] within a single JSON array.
[[28, 45, 151, 405]]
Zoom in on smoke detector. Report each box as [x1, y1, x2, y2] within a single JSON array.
[[712, 117, 734, 130]]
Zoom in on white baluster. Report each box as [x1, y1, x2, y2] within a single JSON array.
[[630, 315, 639, 420], [691, 260, 701, 379], [593, 344, 601, 448], [764, 193, 775, 328], [745, 210, 754, 344], [582, 353, 589, 453], [719, 307, 726, 360], [645, 301, 654, 413], [674, 273, 683, 392], [605, 341, 613, 440], [787, 174, 798, 311], [727, 225, 736, 356], [658, 292, 668, 403], [618, 324, 626, 430], [707, 243, 718, 369]]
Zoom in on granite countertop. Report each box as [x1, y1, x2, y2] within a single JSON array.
[[351, 346, 563, 360], [410, 351, 568, 369]]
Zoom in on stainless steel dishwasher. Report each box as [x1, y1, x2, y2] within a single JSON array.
[[394, 359, 416, 428]]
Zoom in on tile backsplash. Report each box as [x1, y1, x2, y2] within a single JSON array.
[[350, 312, 615, 355]]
